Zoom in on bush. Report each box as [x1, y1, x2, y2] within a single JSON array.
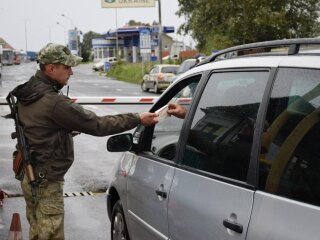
[[107, 62, 154, 84]]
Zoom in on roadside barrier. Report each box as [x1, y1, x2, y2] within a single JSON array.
[[0, 191, 103, 199], [8, 213, 22, 240], [0, 96, 159, 105], [0, 96, 193, 105]]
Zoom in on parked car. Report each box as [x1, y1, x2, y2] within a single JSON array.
[[106, 38, 320, 240], [92, 57, 117, 71], [141, 64, 179, 93]]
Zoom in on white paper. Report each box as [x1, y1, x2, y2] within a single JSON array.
[[156, 105, 169, 123]]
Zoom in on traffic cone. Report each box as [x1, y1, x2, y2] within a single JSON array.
[[8, 213, 22, 240]]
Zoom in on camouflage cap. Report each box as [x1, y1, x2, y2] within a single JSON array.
[[37, 43, 82, 67]]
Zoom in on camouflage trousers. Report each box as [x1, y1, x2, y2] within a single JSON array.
[[21, 175, 64, 240]]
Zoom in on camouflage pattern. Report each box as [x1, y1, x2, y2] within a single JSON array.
[[21, 175, 64, 240], [37, 43, 82, 67]]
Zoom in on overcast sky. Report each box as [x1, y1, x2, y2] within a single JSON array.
[[0, 0, 195, 52]]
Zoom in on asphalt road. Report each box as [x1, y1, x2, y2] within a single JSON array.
[[0, 62, 159, 239]]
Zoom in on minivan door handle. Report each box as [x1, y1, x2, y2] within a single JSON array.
[[155, 189, 167, 199], [223, 219, 243, 233]]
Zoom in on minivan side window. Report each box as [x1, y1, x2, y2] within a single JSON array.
[[150, 79, 200, 160], [259, 68, 320, 207], [181, 71, 269, 182]]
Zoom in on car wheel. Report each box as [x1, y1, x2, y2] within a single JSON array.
[[111, 200, 130, 240], [141, 81, 149, 92], [154, 83, 160, 94]]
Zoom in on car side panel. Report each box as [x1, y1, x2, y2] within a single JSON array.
[[127, 155, 175, 240], [168, 169, 254, 240], [246, 191, 320, 240]]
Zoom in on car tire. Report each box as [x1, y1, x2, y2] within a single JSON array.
[[141, 81, 149, 92], [111, 200, 130, 240]]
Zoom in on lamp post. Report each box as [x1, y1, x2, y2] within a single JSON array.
[[157, 0, 162, 64], [115, 8, 119, 60], [61, 14, 74, 29], [56, 22, 67, 45], [47, 26, 52, 42], [61, 14, 80, 55], [23, 19, 29, 55]]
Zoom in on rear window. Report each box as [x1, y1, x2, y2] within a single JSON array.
[[162, 66, 178, 74], [259, 68, 320, 207]]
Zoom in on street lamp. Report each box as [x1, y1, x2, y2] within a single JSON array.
[[157, 0, 163, 64], [61, 14, 74, 29], [56, 22, 67, 45], [61, 14, 80, 55], [23, 19, 29, 54], [47, 26, 52, 42]]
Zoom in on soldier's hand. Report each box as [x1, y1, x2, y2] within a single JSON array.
[[139, 112, 159, 126]]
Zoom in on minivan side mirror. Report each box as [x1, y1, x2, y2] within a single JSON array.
[[107, 133, 133, 152]]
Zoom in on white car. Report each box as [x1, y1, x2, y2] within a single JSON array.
[[107, 38, 320, 240], [141, 64, 179, 93], [92, 57, 117, 71]]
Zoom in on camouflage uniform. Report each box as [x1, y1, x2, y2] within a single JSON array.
[[11, 44, 141, 239], [21, 175, 64, 240]]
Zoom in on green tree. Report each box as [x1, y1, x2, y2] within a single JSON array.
[[127, 20, 151, 26], [177, 0, 320, 53], [81, 31, 102, 62]]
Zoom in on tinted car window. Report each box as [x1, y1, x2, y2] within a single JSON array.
[[182, 71, 269, 182], [259, 68, 320, 207]]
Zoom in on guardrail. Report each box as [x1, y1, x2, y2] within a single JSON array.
[[0, 96, 160, 105]]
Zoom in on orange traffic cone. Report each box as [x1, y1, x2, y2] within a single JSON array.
[[8, 213, 22, 240]]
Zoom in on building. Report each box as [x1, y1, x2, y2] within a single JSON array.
[[92, 25, 175, 63]]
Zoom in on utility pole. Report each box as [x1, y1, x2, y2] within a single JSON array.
[[115, 8, 119, 60], [158, 0, 162, 63], [24, 20, 28, 55], [57, 22, 67, 46]]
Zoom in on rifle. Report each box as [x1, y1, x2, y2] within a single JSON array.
[[6, 92, 37, 201]]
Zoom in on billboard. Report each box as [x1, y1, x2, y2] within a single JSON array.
[[68, 29, 78, 55], [139, 29, 151, 53], [101, 0, 155, 8]]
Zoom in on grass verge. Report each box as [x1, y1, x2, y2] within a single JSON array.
[[106, 62, 154, 85]]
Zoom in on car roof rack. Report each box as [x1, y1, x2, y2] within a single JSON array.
[[198, 38, 320, 66]]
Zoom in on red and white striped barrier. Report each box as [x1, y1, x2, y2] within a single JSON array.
[[0, 96, 159, 105], [70, 96, 159, 104], [0, 97, 192, 105]]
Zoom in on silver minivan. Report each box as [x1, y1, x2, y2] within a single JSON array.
[[106, 38, 320, 240]]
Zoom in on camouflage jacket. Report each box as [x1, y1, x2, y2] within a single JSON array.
[[11, 70, 140, 181]]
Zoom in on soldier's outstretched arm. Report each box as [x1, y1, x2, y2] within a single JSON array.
[[139, 112, 159, 126]]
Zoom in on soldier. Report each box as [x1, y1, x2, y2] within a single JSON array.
[[9, 43, 159, 240]]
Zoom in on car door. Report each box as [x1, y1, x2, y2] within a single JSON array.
[[126, 76, 201, 240], [168, 69, 270, 240], [247, 67, 320, 240]]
